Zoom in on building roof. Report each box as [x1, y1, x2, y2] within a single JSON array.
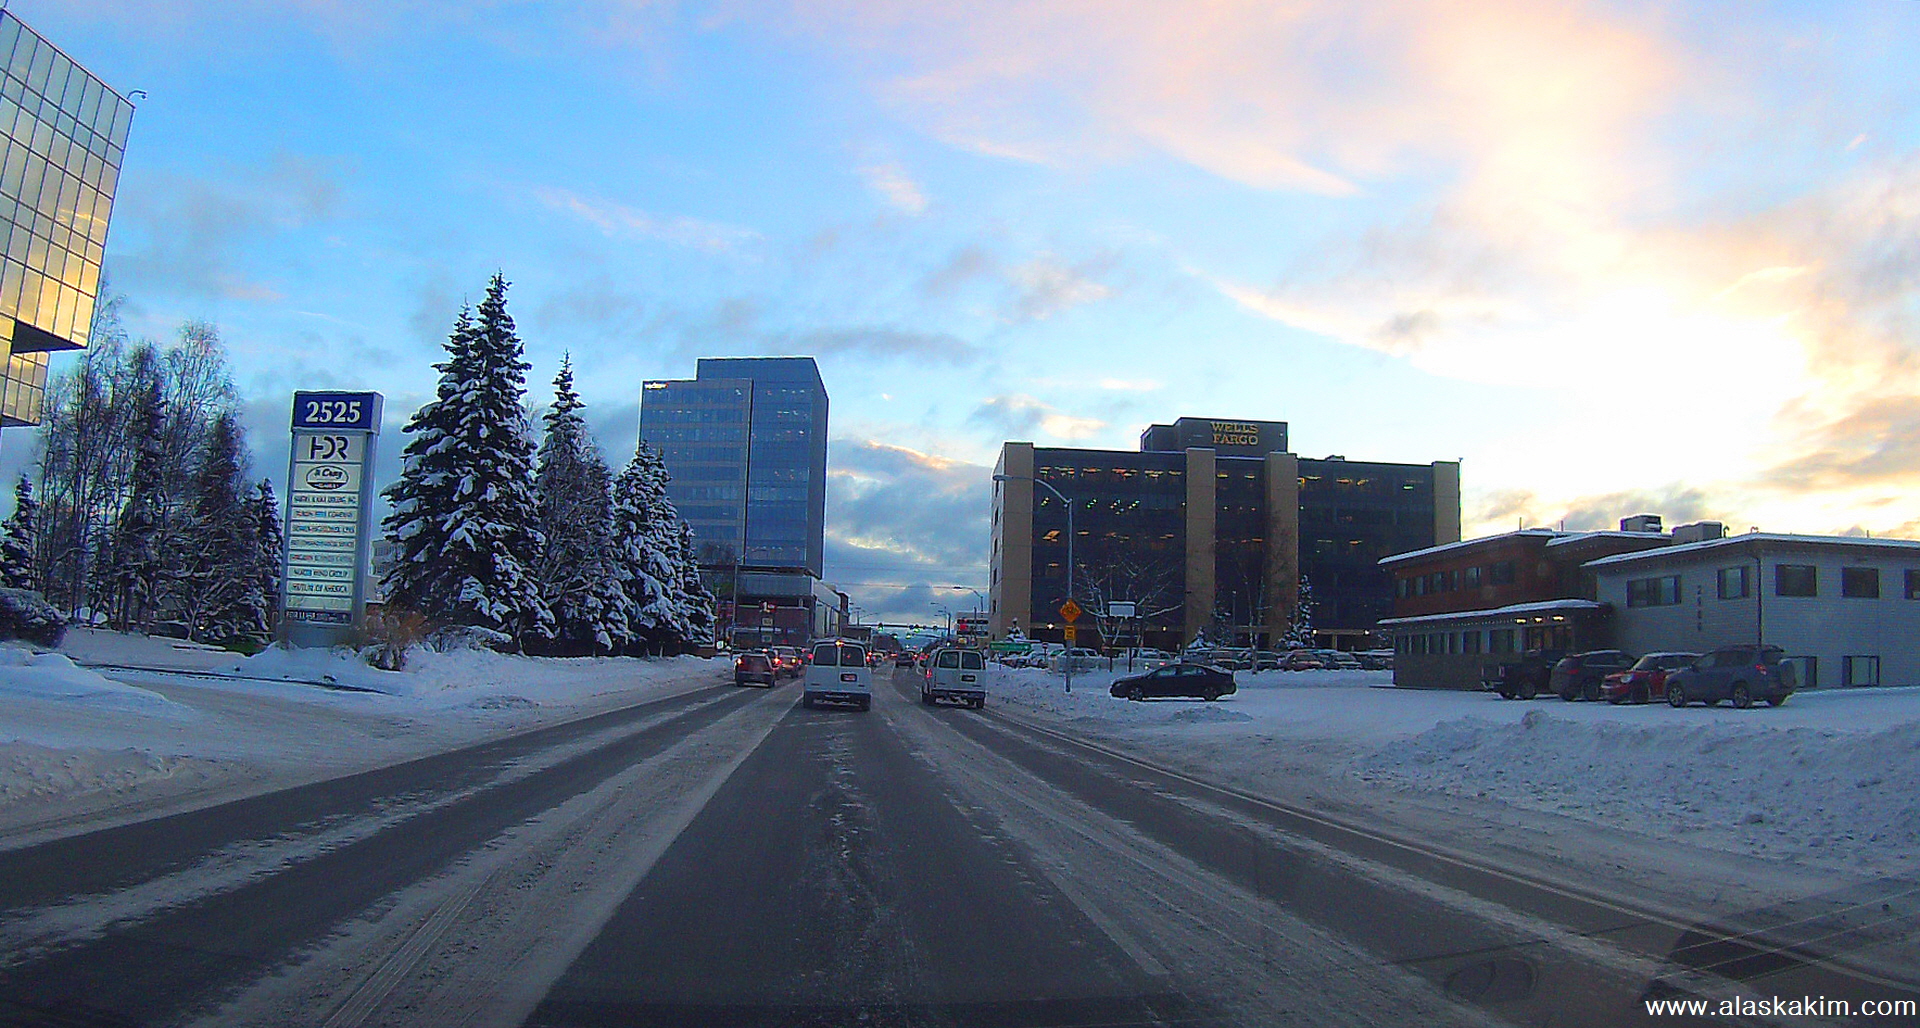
[[1582, 532, 1920, 570], [1378, 599, 1606, 628], [1542, 530, 1671, 549], [1377, 529, 1563, 568]]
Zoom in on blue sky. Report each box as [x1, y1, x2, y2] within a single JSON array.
[[11, 0, 1920, 623]]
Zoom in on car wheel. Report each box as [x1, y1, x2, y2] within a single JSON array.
[[1582, 678, 1602, 703], [859, 697, 872, 712], [802, 695, 814, 709], [1559, 686, 1577, 702], [1519, 680, 1538, 701], [1496, 685, 1516, 700], [1203, 687, 1221, 701], [973, 698, 985, 709], [1731, 683, 1753, 709], [1127, 686, 1145, 701], [1667, 683, 1686, 707]]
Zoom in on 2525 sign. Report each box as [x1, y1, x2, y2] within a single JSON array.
[[291, 391, 382, 432]]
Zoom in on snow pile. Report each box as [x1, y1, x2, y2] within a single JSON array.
[[2, 742, 240, 804], [1352, 701, 1920, 876], [0, 647, 180, 713], [224, 645, 720, 711]]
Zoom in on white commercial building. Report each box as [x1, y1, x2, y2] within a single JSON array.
[[1584, 533, 1920, 689]]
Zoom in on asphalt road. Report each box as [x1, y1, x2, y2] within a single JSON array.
[[1, 665, 1914, 1028]]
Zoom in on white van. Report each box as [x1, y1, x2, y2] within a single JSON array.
[[922, 647, 989, 708], [803, 640, 872, 711]]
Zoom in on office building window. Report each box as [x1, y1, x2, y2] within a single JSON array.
[[1775, 564, 1817, 597], [1626, 575, 1681, 607], [1907, 570, 1920, 600], [1843, 655, 1880, 687], [1841, 567, 1880, 598], [1717, 566, 1750, 599], [1489, 628, 1515, 654], [1465, 566, 1481, 588], [1461, 630, 1481, 654]]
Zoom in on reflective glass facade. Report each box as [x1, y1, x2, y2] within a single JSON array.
[[0, 12, 132, 426], [639, 357, 828, 578]]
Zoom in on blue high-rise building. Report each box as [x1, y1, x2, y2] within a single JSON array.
[[640, 357, 831, 645]]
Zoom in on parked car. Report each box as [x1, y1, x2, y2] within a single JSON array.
[[1495, 649, 1567, 700], [1114, 647, 1176, 671], [1053, 647, 1101, 672], [1664, 645, 1796, 708], [1109, 661, 1237, 701], [1279, 649, 1326, 671], [1356, 650, 1395, 671], [1213, 648, 1255, 671], [1248, 650, 1283, 671], [923, 647, 990, 708], [1314, 649, 1363, 670], [771, 645, 804, 678], [1549, 650, 1636, 701], [1602, 652, 1699, 704], [803, 640, 872, 711], [733, 651, 777, 687]]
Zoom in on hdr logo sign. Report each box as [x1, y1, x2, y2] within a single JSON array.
[[1210, 421, 1262, 447]]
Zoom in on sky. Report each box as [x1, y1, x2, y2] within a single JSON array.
[[7, 0, 1920, 625]]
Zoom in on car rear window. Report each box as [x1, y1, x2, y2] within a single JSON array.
[[960, 652, 984, 670], [812, 644, 865, 666], [936, 651, 960, 668]]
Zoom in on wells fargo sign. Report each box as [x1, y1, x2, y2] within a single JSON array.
[[1210, 421, 1263, 447]]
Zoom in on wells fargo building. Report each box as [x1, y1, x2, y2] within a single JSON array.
[[0, 11, 132, 425], [989, 417, 1460, 650]]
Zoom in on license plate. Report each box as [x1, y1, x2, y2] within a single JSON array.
[[840, 673, 857, 682], [961, 674, 976, 682]]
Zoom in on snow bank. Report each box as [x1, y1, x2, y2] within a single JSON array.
[[222, 645, 719, 712], [989, 663, 1920, 875], [1354, 700, 1920, 877], [0, 647, 181, 714]]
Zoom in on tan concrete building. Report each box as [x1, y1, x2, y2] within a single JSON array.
[[989, 418, 1460, 651]]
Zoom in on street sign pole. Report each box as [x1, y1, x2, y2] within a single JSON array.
[[280, 391, 382, 649]]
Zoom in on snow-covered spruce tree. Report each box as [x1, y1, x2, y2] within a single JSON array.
[[0, 476, 39, 591], [381, 307, 475, 626], [609, 441, 682, 654], [532, 357, 626, 655], [1283, 574, 1316, 650], [382, 276, 552, 648], [673, 519, 717, 649], [251, 481, 283, 634], [111, 349, 168, 631], [179, 411, 256, 642]]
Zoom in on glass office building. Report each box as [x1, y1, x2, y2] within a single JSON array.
[[0, 11, 133, 426], [640, 357, 829, 645], [991, 418, 1461, 650]]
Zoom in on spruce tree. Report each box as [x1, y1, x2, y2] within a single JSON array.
[[181, 411, 254, 641], [533, 357, 626, 655], [112, 350, 167, 631], [247, 481, 283, 639], [673, 519, 717, 648], [381, 307, 476, 623], [609, 441, 681, 654], [0, 476, 38, 591], [1284, 574, 1316, 649], [383, 276, 552, 647]]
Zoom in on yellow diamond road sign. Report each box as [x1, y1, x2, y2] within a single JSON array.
[[1060, 599, 1082, 622]]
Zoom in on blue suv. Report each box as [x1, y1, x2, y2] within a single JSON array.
[[1664, 645, 1795, 709]]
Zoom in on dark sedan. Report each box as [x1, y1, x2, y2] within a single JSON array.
[[1110, 662, 1236, 701], [1550, 650, 1636, 701], [734, 651, 777, 688]]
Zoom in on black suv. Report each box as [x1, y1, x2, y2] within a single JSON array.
[[1494, 650, 1565, 700], [1549, 650, 1636, 702]]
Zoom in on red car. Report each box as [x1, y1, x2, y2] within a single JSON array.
[[1602, 652, 1700, 704]]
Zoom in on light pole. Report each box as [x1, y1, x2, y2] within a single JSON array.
[[930, 602, 952, 637], [951, 585, 985, 626], [995, 472, 1076, 693]]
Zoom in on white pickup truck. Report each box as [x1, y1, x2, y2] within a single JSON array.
[[921, 647, 990, 708]]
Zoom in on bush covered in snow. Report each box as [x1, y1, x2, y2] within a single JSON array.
[[0, 588, 66, 647]]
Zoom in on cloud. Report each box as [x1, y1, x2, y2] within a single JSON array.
[[533, 186, 760, 253], [1464, 483, 1727, 538], [859, 160, 929, 215], [919, 245, 994, 297], [824, 438, 990, 619], [1005, 253, 1116, 323], [113, 154, 343, 302], [968, 394, 1105, 441]]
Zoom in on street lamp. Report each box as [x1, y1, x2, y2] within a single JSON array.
[[994, 472, 1076, 693], [930, 602, 953, 636]]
